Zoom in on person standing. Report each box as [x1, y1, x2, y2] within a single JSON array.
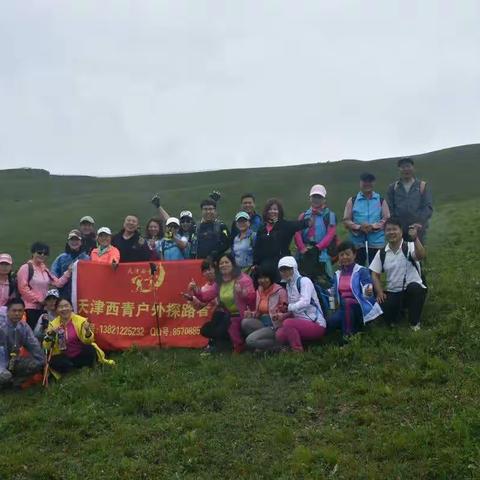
[[294, 185, 337, 287], [386, 157, 433, 243], [190, 199, 230, 260], [158, 218, 189, 260], [51, 230, 90, 300], [112, 215, 151, 263], [17, 242, 72, 330], [231, 212, 256, 272], [0, 298, 45, 388], [370, 218, 427, 330], [230, 193, 263, 239], [343, 173, 390, 266], [144, 218, 163, 260], [79, 216, 97, 254], [90, 227, 121, 266], [179, 211, 197, 245], [0, 254, 17, 316]]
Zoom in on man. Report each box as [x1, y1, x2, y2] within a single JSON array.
[[386, 157, 433, 243], [79, 216, 97, 254], [178, 210, 197, 244], [370, 217, 427, 330], [294, 184, 337, 287], [191, 199, 230, 260], [230, 193, 262, 239], [0, 298, 45, 388], [343, 172, 390, 266], [112, 215, 151, 263]]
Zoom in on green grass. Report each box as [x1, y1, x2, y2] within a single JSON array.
[[0, 143, 479, 262], [1, 198, 479, 479]]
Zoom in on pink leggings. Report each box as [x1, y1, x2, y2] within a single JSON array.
[[275, 318, 326, 352], [228, 316, 244, 351]]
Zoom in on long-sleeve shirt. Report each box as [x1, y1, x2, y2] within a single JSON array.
[[0, 318, 45, 372], [17, 262, 71, 310]]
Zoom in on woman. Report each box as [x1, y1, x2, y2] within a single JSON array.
[[0, 253, 16, 307], [275, 256, 326, 352], [43, 298, 114, 375], [17, 242, 71, 330], [145, 218, 163, 260], [242, 267, 287, 351], [90, 227, 121, 266], [179, 210, 197, 245], [253, 199, 308, 279], [184, 259, 218, 311], [232, 211, 256, 272], [199, 254, 255, 353], [51, 229, 90, 300], [328, 241, 382, 340], [157, 218, 189, 260]]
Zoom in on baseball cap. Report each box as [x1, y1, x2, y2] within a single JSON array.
[[166, 217, 180, 226], [309, 184, 327, 198], [179, 210, 193, 219], [80, 215, 95, 224], [97, 227, 112, 236], [45, 288, 60, 299], [67, 229, 82, 240], [360, 172, 376, 182], [235, 211, 250, 222], [0, 253, 13, 265]]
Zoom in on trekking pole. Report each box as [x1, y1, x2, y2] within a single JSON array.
[[42, 348, 53, 388], [150, 263, 162, 348], [365, 237, 369, 266]]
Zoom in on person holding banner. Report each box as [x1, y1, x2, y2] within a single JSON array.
[[112, 215, 150, 263], [43, 298, 114, 375], [17, 242, 72, 330], [90, 227, 120, 267], [185, 259, 218, 311], [343, 173, 390, 266]]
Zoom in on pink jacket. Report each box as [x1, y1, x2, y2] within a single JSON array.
[[191, 282, 219, 310], [254, 283, 288, 317], [17, 261, 71, 309]]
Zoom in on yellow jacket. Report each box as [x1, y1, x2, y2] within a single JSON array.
[[43, 313, 115, 366]]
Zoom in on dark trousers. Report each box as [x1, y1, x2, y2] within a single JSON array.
[[10, 357, 43, 387], [25, 309, 45, 331], [355, 247, 380, 267], [298, 248, 332, 288], [382, 282, 427, 326], [328, 300, 363, 337], [50, 345, 96, 373], [200, 310, 232, 350]]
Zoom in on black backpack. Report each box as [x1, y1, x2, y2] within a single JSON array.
[[379, 243, 427, 287]]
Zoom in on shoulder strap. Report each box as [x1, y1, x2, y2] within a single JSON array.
[[380, 247, 387, 272], [27, 262, 34, 288], [351, 193, 358, 208]]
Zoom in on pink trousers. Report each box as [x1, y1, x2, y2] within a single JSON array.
[[275, 318, 326, 352]]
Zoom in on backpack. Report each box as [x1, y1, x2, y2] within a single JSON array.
[[379, 243, 427, 287], [393, 180, 426, 194], [296, 276, 329, 320], [301, 209, 339, 259]]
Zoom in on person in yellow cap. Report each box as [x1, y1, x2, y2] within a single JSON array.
[[43, 298, 114, 376]]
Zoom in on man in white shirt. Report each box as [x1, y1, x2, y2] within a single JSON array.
[[370, 217, 427, 330]]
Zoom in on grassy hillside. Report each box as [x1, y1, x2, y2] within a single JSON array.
[[0, 198, 479, 479], [0, 143, 479, 262]]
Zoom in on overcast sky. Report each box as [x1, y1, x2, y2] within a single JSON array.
[[1, 1, 479, 176]]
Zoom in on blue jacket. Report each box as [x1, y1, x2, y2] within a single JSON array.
[[349, 192, 385, 248], [334, 264, 382, 323], [51, 249, 90, 299]]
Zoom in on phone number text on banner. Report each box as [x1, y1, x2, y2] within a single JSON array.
[[72, 260, 210, 350]]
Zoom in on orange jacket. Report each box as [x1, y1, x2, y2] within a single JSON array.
[[90, 246, 120, 264]]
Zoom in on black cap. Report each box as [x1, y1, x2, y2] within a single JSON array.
[[398, 157, 414, 166], [360, 172, 376, 182]]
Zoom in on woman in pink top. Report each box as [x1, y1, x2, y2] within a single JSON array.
[[0, 253, 16, 308], [184, 259, 219, 310], [17, 242, 72, 330]]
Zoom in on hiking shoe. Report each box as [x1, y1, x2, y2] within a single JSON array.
[[200, 344, 217, 356], [411, 324, 421, 332]]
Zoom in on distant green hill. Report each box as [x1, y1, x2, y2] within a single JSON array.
[[1, 143, 478, 262]]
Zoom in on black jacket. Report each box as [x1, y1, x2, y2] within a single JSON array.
[[112, 230, 151, 263], [192, 221, 230, 260], [81, 233, 97, 255], [253, 219, 307, 270]]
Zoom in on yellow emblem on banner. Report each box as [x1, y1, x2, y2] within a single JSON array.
[[131, 264, 166, 293]]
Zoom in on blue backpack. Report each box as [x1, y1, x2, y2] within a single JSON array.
[[295, 276, 330, 319]]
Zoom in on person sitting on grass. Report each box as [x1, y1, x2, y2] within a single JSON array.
[[327, 241, 382, 342], [43, 298, 114, 375], [241, 267, 287, 352], [90, 227, 120, 267], [158, 218, 189, 260], [369, 217, 427, 331], [199, 254, 256, 354], [33, 289, 60, 341], [274, 256, 327, 352], [0, 298, 45, 389]]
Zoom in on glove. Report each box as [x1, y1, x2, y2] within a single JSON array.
[[151, 194, 161, 208], [209, 190, 221, 202]]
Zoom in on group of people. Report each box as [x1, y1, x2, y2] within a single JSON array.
[[0, 157, 433, 387]]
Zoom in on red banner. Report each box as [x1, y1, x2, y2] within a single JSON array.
[[72, 260, 210, 350]]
